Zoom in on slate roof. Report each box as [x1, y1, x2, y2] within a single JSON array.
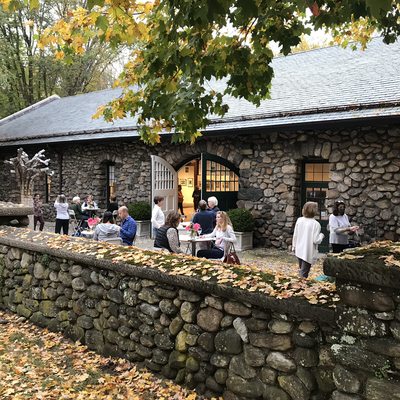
[[1, 37, 400, 146]]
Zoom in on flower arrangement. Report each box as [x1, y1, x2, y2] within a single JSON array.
[[185, 222, 201, 238], [87, 217, 101, 230]]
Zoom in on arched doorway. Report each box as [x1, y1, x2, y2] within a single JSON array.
[[151, 153, 239, 218]]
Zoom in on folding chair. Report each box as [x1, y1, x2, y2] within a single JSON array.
[[69, 209, 83, 236]]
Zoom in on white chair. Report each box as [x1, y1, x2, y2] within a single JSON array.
[[102, 237, 123, 245]]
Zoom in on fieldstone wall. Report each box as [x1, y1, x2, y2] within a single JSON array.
[[1, 231, 400, 399], [0, 124, 399, 247]]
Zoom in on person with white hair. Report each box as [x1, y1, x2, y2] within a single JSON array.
[[207, 196, 220, 226], [69, 196, 88, 228]]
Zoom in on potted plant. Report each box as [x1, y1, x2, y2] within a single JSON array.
[[128, 201, 152, 237], [227, 208, 255, 251]]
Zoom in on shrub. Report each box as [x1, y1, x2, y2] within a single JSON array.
[[128, 201, 151, 221], [227, 208, 255, 232]]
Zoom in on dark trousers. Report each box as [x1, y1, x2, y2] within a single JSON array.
[[197, 247, 224, 259], [298, 258, 311, 278], [34, 215, 45, 231], [178, 202, 184, 215], [331, 243, 348, 253], [55, 218, 69, 235]]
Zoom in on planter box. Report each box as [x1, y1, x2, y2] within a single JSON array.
[[234, 231, 253, 251], [136, 220, 151, 237]]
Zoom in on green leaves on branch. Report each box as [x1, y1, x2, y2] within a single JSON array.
[[3, 0, 400, 144]]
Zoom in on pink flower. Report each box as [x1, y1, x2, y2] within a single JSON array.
[[193, 223, 201, 231], [185, 225, 190, 231]]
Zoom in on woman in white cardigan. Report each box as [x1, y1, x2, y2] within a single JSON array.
[[292, 202, 324, 278]]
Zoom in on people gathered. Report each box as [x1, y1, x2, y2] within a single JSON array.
[[151, 196, 165, 238], [329, 201, 360, 253], [93, 211, 121, 242], [54, 194, 69, 235], [191, 200, 214, 235], [33, 193, 45, 231], [292, 202, 324, 278], [118, 206, 137, 245], [197, 211, 236, 260], [154, 211, 183, 253]]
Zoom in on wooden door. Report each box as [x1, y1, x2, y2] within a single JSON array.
[[151, 155, 178, 215]]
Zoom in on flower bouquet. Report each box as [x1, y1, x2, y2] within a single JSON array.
[[185, 222, 201, 238], [87, 217, 101, 230]]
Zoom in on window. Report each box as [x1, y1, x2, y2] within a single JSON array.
[[205, 160, 239, 192], [305, 163, 330, 182], [107, 164, 116, 199]]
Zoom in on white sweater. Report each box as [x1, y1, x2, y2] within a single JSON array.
[[204, 225, 236, 250], [151, 204, 165, 229], [54, 202, 70, 220], [292, 217, 324, 265]]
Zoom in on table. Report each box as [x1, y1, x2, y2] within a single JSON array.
[[81, 230, 94, 239], [83, 207, 100, 218], [179, 235, 214, 256]]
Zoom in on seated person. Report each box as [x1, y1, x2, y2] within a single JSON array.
[[192, 200, 214, 234], [207, 196, 220, 226], [69, 196, 88, 229], [82, 194, 99, 217], [154, 211, 183, 253], [197, 211, 236, 260], [93, 211, 121, 242], [118, 206, 137, 245], [107, 196, 119, 213]]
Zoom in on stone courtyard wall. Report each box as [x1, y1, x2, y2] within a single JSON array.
[[0, 124, 399, 247], [1, 229, 400, 399]]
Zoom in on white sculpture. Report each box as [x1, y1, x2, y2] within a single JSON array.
[[4, 148, 54, 205]]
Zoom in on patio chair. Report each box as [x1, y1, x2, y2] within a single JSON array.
[[69, 209, 84, 236], [102, 237, 123, 245]]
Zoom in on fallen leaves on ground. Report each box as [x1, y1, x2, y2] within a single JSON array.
[[0, 227, 338, 307], [0, 311, 204, 400]]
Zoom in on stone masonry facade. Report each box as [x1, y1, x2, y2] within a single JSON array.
[[1, 231, 400, 399], [0, 124, 399, 247]]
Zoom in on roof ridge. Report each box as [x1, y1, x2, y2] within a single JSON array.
[[0, 95, 61, 128], [273, 35, 383, 59]]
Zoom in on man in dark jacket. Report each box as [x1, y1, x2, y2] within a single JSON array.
[[192, 200, 214, 234], [118, 206, 137, 245]]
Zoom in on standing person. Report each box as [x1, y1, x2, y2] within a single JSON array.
[[154, 211, 183, 253], [54, 194, 70, 235], [192, 200, 214, 235], [178, 185, 184, 216], [118, 206, 137, 245], [107, 196, 119, 213], [93, 211, 120, 241], [33, 193, 45, 231], [197, 211, 236, 260], [207, 196, 220, 226], [292, 202, 325, 279], [151, 196, 165, 238], [329, 201, 359, 253], [192, 186, 201, 211]]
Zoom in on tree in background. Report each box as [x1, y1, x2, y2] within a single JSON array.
[[1, 0, 399, 143], [0, 0, 119, 119]]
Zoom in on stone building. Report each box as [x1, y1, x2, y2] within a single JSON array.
[[0, 38, 399, 249]]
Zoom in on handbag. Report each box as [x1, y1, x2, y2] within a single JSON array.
[[223, 244, 241, 265]]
